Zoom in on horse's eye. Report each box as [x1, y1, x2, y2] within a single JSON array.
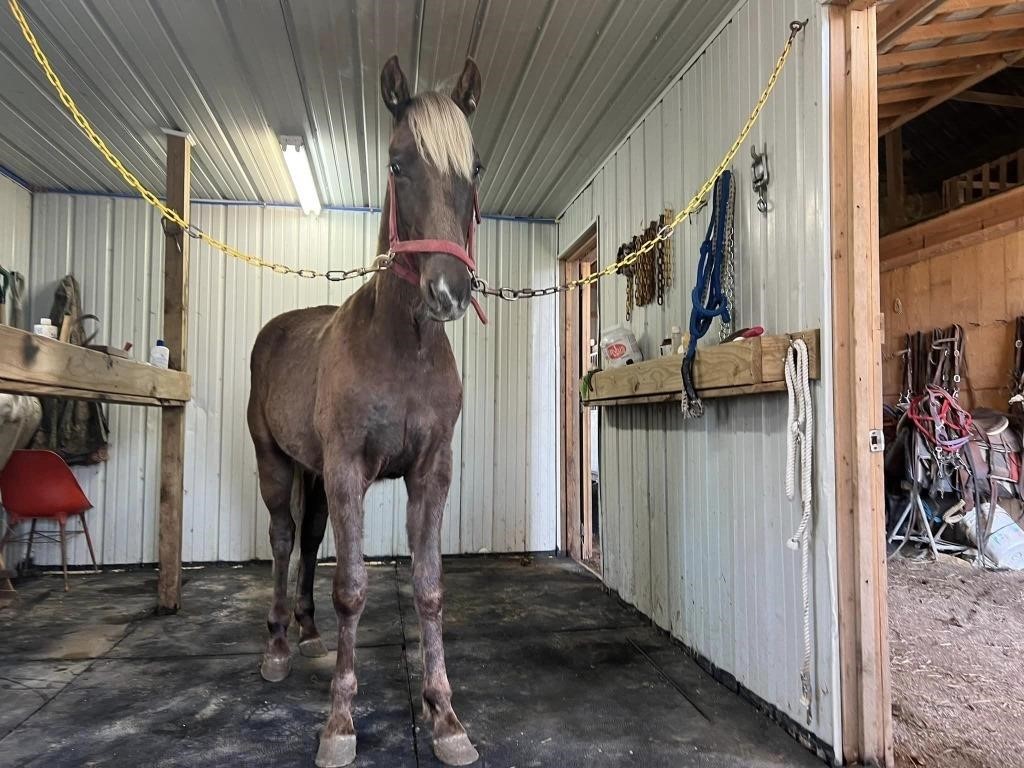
[[389, 160, 402, 176], [473, 162, 484, 179]]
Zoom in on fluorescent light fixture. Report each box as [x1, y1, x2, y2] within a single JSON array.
[[281, 136, 321, 215]]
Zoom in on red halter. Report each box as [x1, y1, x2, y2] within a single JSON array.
[[387, 173, 487, 324]]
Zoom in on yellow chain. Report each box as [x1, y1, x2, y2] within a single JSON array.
[[7, 0, 329, 277], [565, 20, 805, 291], [9, 0, 805, 288]]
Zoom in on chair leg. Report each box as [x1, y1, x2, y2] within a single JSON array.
[[25, 519, 37, 566], [58, 520, 69, 592], [80, 514, 98, 572]]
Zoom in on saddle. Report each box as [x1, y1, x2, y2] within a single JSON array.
[[962, 407, 1024, 510]]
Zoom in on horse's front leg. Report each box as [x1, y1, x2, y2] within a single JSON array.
[[406, 447, 479, 766], [316, 464, 368, 768]]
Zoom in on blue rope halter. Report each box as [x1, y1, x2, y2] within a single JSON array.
[[681, 170, 734, 412]]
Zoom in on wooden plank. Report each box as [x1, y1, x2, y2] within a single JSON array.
[[885, 128, 905, 227], [584, 383, 789, 408], [581, 331, 819, 406], [157, 132, 191, 614], [880, 185, 1024, 268], [877, 57, 1006, 88], [878, 83, 950, 104], [879, 32, 1024, 70], [587, 344, 756, 401], [0, 325, 191, 404], [895, 11, 1024, 44], [580, 262, 593, 562], [952, 89, 1024, 108], [830, 5, 893, 766], [877, 0, 946, 49], [882, 51, 1024, 133], [561, 260, 581, 561]]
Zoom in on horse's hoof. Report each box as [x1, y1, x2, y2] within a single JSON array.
[[299, 637, 328, 658], [432, 733, 479, 766], [260, 654, 291, 682], [315, 733, 356, 768]]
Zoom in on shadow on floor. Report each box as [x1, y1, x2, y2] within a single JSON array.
[[0, 555, 823, 767]]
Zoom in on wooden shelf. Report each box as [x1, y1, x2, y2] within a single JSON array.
[[582, 329, 820, 408], [0, 325, 191, 407]]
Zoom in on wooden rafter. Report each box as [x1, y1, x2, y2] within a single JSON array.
[[878, 82, 953, 103], [895, 12, 1024, 44], [879, 31, 1024, 69], [952, 89, 1024, 107], [877, 0, 947, 49], [877, 57, 1000, 88], [881, 50, 1024, 133]]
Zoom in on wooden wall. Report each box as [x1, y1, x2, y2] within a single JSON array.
[[880, 189, 1024, 410]]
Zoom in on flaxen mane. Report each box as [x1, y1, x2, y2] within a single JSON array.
[[405, 91, 474, 179]]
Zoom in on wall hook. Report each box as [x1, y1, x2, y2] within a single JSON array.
[[751, 143, 770, 215]]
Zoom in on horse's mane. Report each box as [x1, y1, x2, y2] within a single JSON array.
[[405, 91, 474, 180]]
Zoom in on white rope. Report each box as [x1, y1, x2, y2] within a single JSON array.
[[785, 338, 814, 725]]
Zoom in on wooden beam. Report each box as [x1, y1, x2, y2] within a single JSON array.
[[0, 325, 191, 405], [581, 331, 820, 405], [877, 0, 946, 48], [885, 128, 905, 227], [882, 50, 1024, 133], [878, 99, 926, 119], [879, 31, 1024, 69], [878, 82, 951, 103], [880, 184, 1024, 268], [157, 132, 191, 615], [829, 5, 893, 766], [894, 11, 1024, 44], [952, 89, 1024, 108], [877, 57, 1002, 88], [560, 259, 581, 561], [938, 0, 1024, 11]]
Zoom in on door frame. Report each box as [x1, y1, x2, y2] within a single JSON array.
[[558, 221, 598, 562], [828, 3, 893, 766]]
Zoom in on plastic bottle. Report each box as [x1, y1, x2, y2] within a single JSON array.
[[670, 325, 682, 352], [33, 317, 57, 339], [150, 339, 170, 369]]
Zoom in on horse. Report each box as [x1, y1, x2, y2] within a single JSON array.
[[246, 56, 484, 768]]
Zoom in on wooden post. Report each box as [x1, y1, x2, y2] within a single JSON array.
[[561, 260, 582, 561], [829, 6, 894, 767], [157, 130, 191, 614], [884, 127, 904, 228]]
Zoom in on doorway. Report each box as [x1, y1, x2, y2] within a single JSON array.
[[559, 224, 600, 573]]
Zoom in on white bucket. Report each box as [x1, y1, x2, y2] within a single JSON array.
[[600, 325, 642, 368], [963, 503, 1024, 570]]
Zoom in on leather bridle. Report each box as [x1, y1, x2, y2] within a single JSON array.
[[386, 173, 487, 324]]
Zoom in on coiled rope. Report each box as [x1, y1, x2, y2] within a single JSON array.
[[785, 337, 814, 725]]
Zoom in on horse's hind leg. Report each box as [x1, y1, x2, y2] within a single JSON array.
[[253, 441, 297, 682], [295, 472, 329, 658], [406, 447, 478, 766]]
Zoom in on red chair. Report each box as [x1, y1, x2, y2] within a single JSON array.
[[0, 449, 98, 591]]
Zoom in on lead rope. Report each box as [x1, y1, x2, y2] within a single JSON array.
[[785, 338, 814, 725]]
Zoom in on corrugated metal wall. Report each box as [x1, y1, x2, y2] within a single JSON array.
[[22, 194, 557, 566], [557, 0, 839, 749], [0, 174, 31, 292]]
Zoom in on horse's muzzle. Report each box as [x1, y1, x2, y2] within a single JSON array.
[[422, 260, 471, 322]]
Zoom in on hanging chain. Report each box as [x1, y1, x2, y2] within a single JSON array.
[[10, 0, 806, 294], [472, 18, 808, 301]]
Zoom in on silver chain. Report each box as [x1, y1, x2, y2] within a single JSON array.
[[719, 176, 737, 341]]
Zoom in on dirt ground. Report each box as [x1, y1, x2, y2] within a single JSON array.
[[889, 555, 1024, 767]]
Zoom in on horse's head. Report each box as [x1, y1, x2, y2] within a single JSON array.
[[381, 56, 482, 323]]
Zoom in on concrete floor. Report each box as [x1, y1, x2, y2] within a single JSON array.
[[0, 555, 823, 767]]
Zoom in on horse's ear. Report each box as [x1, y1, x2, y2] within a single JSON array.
[[381, 55, 411, 119], [451, 58, 481, 116]]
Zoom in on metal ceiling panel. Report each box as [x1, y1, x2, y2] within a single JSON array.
[[0, 0, 735, 217]]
